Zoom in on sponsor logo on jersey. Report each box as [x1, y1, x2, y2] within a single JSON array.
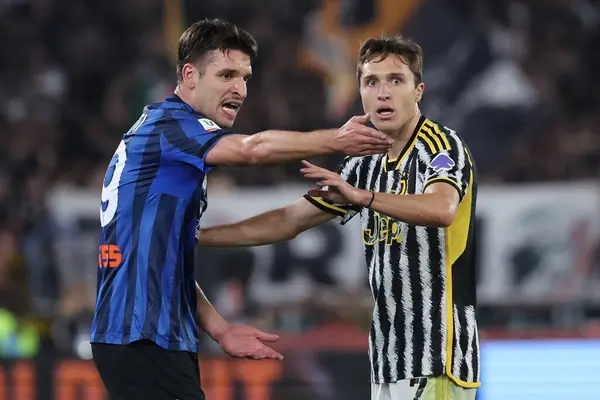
[[198, 118, 220, 132]]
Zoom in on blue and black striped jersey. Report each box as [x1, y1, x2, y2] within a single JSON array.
[[91, 95, 234, 352]]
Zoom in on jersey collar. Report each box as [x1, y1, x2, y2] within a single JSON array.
[[164, 94, 203, 117], [384, 115, 427, 172]]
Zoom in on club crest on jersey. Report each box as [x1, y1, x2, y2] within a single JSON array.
[[198, 118, 220, 132], [430, 152, 455, 172]]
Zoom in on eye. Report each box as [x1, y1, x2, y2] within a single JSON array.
[[223, 72, 233, 80], [391, 77, 402, 85], [243, 76, 251, 82], [366, 79, 377, 86]]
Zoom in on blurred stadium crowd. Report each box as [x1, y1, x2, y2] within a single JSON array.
[[0, 0, 599, 360]]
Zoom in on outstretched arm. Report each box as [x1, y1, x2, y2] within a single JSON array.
[[194, 281, 229, 341], [198, 197, 335, 247], [204, 114, 393, 166], [301, 160, 462, 227], [361, 183, 459, 227], [194, 282, 283, 360]]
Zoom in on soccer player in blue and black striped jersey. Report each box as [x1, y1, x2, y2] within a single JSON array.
[[90, 18, 392, 400]]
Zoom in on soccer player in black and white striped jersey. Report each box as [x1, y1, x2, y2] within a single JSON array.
[[199, 35, 480, 400]]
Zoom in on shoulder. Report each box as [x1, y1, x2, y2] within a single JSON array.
[[416, 118, 466, 155], [167, 111, 229, 136], [418, 118, 475, 170], [428, 119, 465, 145]]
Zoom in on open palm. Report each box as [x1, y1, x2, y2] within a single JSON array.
[[218, 324, 283, 360]]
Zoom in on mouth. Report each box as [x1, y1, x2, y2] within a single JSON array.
[[220, 100, 242, 118], [376, 106, 395, 119]]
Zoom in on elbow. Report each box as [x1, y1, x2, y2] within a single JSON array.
[[283, 218, 304, 241], [242, 147, 271, 166], [436, 203, 457, 227], [240, 134, 271, 165], [284, 228, 300, 241], [437, 211, 455, 228]]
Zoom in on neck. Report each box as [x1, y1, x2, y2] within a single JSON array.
[[387, 107, 422, 160], [174, 85, 183, 98], [174, 85, 198, 113]]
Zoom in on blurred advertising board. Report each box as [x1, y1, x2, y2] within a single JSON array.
[[2, 336, 600, 400], [47, 181, 600, 307]]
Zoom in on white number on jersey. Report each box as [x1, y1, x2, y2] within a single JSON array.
[[100, 140, 127, 227], [100, 113, 147, 227]]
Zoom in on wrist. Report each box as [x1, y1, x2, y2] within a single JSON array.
[[208, 319, 231, 343], [320, 129, 340, 153], [360, 190, 375, 208]]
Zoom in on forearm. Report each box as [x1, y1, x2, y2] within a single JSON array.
[[243, 129, 336, 165], [195, 282, 229, 343], [198, 208, 297, 247], [363, 191, 456, 227]]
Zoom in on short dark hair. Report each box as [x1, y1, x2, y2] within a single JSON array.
[[177, 18, 258, 81], [357, 36, 423, 86]]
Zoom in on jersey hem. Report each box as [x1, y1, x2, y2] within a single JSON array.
[[201, 131, 237, 170], [91, 333, 197, 353], [446, 371, 481, 388], [303, 194, 347, 217], [423, 177, 463, 200], [370, 372, 481, 388]]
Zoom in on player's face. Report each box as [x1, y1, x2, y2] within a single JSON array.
[[190, 49, 252, 128], [359, 55, 424, 135]]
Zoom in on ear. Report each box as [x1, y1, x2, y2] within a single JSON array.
[[181, 63, 198, 88], [415, 82, 424, 102]]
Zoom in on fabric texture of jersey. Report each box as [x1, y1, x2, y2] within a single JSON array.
[[304, 116, 480, 388], [91, 95, 234, 352]]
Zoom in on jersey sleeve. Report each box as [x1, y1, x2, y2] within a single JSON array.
[[303, 157, 362, 225], [422, 131, 473, 201], [165, 111, 237, 172]]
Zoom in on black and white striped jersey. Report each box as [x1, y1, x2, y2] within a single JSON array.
[[304, 115, 480, 388]]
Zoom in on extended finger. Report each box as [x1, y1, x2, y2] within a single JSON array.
[[264, 347, 284, 360], [316, 180, 337, 187], [354, 135, 394, 147], [248, 345, 283, 360], [300, 167, 329, 174], [300, 166, 336, 176], [302, 172, 336, 180], [358, 145, 390, 156], [355, 126, 393, 143], [302, 160, 328, 169], [356, 145, 394, 155], [307, 189, 338, 202], [256, 330, 279, 342], [301, 169, 337, 181], [300, 161, 331, 172], [258, 344, 284, 360]]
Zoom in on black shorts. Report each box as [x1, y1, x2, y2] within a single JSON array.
[[92, 340, 205, 400]]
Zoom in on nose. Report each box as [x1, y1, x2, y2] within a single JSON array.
[[233, 78, 247, 99], [377, 83, 391, 101]]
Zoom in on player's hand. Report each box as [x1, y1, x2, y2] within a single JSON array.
[[332, 114, 393, 156], [301, 160, 372, 206], [217, 324, 284, 360]]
